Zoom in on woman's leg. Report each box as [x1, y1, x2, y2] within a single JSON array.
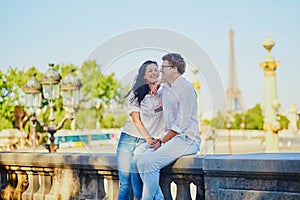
[[117, 132, 137, 200], [130, 142, 149, 199]]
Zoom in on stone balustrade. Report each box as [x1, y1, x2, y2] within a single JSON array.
[[0, 152, 299, 199]]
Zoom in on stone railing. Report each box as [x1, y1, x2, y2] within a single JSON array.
[[0, 152, 299, 199]]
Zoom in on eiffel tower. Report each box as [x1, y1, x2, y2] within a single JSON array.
[[226, 27, 243, 113]]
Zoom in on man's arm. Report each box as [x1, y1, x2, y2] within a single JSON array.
[[150, 129, 178, 150], [160, 129, 178, 144]]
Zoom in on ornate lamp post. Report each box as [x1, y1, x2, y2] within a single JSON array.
[[23, 73, 42, 151], [259, 34, 281, 152], [24, 64, 81, 152], [61, 69, 81, 112], [41, 64, 61, 152], [60, 68, 82, 130]]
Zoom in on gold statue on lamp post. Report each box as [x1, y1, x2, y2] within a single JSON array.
[[259, 34, 281, 152]]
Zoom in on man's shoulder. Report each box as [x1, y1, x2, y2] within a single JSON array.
[[180, 78, 195, 92]]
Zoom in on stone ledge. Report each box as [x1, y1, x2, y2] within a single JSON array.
[[1, 152, 300, 174], [217, 188, 300, 200], [202, 153, 300, 174]]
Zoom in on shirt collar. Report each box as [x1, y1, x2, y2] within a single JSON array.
[[170, 75, 184, 88]]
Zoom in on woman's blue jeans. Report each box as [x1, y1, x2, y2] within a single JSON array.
[[117, 132, 146, 200]]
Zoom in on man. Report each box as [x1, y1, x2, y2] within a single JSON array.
[[137, 53, 201, 199]]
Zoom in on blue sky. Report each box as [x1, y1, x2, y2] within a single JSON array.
[[1, 0, 299, 114]]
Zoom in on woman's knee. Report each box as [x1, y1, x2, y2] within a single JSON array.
[[130, 157, 139, 173], [118, 182, 131, 199]]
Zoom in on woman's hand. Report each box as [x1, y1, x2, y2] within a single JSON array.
[[149, 138, 161, 150], [150, 82, 161, 95]]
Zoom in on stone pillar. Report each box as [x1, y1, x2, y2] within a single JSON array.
[[160, 175, 173, 200], [173, 175, 192, 200], [103, 170, 119, 200], [192, 176, 204, 200], [33, 168, 52, 200], [45, 168, 60, 200], [13, 167, 28, 200], [78, 170, 106, 200], [22, 167, 40, 200], [0, 168, 8, 191], [1, 166, 17, 200], [259, 34, 281, 152]]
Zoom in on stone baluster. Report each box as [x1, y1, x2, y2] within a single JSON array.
[[103, 170, 119, 200], [160, 175, 173, 200], [192, 176, 204, 200], [1, 166, 17, 200], [46, 168, 80, 200], [95, 173, 106, 200], [33, 168, 52, 200], [0, 167, 7, 191], [173, 174, 193, 200], [77, 170, 105, 199], [13, 167, 29, 200], [44, 168, 60, 200], [61, 169, 80, 200], [22, 167, 40, 200]]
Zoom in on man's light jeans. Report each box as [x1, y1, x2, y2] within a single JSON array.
[[137, 134, 200, 200]]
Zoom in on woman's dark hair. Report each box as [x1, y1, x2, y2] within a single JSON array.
[[125, 60, 158, 106]]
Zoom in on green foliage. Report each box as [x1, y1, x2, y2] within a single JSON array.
[[114, 114, 128, 128], [231, 113, 242, 129], [101, 113, 128, 128], [210, 111, 225, 129], [101, 113, 116, 128], [79, 60, 124, 127], [0, 67, 31, 130], [245, 104, 264, 130], [0, 60, 125, 132], [278, 114, 289, 130], [75, 108, 97, 129], [202, 119, 211, 126], [0, 117, 13, 130]]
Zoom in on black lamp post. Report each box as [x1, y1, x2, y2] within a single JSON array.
[[24, 64, 81, 152]]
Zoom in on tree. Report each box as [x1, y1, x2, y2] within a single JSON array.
[[278, 114, 289, 130], [0, 61, 125, 133], [231, 113, 243, 129], [0, 67, 31, 130], [245, 104, 264, 130], [210, 111, 225, 129], [78, 60, 124, 129]]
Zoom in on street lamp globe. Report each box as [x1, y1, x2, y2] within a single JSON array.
[[60, 69, 82, 113], [23, 73, 42, 114], [41, 63, 61, 101]]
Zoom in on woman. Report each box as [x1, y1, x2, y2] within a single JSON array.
[[117, 60, 164, 200]]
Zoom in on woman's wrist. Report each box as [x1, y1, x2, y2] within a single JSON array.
[[146, 137, 154, 144]]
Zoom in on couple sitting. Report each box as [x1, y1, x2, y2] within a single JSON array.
[[117, 53, 201, 200]]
